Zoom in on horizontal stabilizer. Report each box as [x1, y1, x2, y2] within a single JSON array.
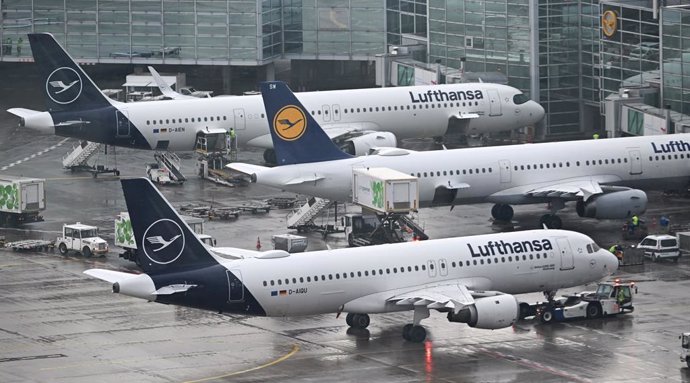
[[84, 269, 139, 283], [226, 162, 269, 175], [7, 108, 42, 118]]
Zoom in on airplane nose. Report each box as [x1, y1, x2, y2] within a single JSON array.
[[531, 101, 545, 123], [601, 250, 619, 275]]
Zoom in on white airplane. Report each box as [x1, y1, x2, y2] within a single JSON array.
[[8, 33, 544, 162], [229, 81, 690, 228], [84, 178, 618, 342]]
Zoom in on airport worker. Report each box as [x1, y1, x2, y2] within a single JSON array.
[[5, 37, 11, 55], [592, 132, 600, 140], [16, 36, 22, 56], [229, 127, 236, 149], [617, 287, 625, 305], [660, 215, 670, 233], [631, 215, 639, 230], [225, 130, 231, 154]]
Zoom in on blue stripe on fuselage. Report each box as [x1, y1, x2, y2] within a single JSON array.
[[148, 264, 266, 316], [51, 105, 152, 150]]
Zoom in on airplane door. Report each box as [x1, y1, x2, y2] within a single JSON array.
[[628, 149, 643, 175], [115, 110, 131, 137], [233, 109, 246, 130], [556, 237, 574, 270], [322, 105, 331, 122], [488, 89, 502, 116], [227, 270, 244, 302], [332, 104, 341, 121], [498, 159, 511, 183], [439, 258, 448, 277], [427, 260, 437, 278]]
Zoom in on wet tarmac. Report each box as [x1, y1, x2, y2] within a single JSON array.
[[3, 83, 690, 382]]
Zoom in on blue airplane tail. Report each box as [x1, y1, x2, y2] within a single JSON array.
[[260, 81, 352, 165], [28, 33, 112, 112], [121, 178, 219, 273]]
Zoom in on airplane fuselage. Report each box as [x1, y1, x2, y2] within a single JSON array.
[[254, 134, 690, 206], [131, 230, 615, 316], [43, 83, 541, 151]]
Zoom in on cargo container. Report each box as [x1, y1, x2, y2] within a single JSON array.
[[352, 168, 418, 214], [0, 175, 46, 226]]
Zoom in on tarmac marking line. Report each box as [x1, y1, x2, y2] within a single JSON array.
[[183, 344, 300, 383]]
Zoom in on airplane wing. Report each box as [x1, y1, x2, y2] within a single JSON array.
[[451, 112, 480, 120], [436, 180, 471, 190], [148, 66, 197, 100], [490, 175, 623, 202], [388, 283, 476, 311], [84, 269, 140, 283]]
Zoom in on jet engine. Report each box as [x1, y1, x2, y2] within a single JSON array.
[[447, 294, 519, 329], [576, 189, 647, 219], [341, 132, 397, 155]]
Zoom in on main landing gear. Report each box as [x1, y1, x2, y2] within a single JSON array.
[[346, 307, 430, 343], [491, 203, 564, 229]]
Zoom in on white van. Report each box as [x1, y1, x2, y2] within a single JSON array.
[[637, 234, 680, 262]]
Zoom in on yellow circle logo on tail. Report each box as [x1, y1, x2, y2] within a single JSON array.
[[273, 105, 307, 141]]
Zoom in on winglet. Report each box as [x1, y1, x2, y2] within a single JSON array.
[[260, 81, 352, 165]]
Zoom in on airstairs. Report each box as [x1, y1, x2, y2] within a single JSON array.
[[398, 214, 428, 240], [287, 197, 333, 230], [62, 141, 101, 168], [154, 152, 186, 183]]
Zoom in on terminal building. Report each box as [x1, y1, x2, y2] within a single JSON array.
[[1, 0, 689, 139]]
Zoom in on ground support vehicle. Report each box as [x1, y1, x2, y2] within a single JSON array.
[[56, 223, 108, 257], [637, 234, 680, 262], [0, 175, 46, 227], [179, 204, 240, 220], [519, 280, 635, 323], [344, 212, 428, 247]]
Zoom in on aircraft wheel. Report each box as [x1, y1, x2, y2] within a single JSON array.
[[408, 325, 427, 342], [586, 303, 601, 318], [402, 323, 414, 340], [346, 313, 355, 327], [352, 314, 370, 329], [540, 310, 554, 324], [58, 243, 68, 255]]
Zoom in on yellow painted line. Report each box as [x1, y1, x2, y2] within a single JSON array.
[[183, 344, 300, 383]]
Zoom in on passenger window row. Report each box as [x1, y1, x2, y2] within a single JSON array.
[[146, 115, 233, 125], [308, 101, 481, 116], [261, 252, 550, 287], [649, 153, 687, 161], [513, 157, 631, 171], [411, 167, 493, 178]]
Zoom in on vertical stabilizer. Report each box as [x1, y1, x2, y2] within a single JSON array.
[[260, 81, 352, 165], [28, 33, 112, 112], [121, 178, 219, 273]]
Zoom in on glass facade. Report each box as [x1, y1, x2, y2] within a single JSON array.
[[599, 2, 659, 105], [662, 6, 690, 117]]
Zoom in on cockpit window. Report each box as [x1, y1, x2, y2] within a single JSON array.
[[591, 243, 600, 252], [586, 244, 593, 254], [513, 94, 530, 105]]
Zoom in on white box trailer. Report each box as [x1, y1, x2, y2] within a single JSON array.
[[677, 231, 690, 255], [0, 175, 46, 226], [272, 234, 308, 253], [352, 167, 418, 214]]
